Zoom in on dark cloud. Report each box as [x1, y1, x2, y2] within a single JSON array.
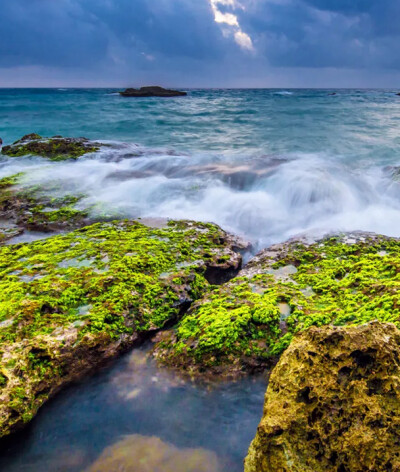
[[0, 0, 399, 86]]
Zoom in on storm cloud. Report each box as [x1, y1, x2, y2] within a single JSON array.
[[0, 0, 399, 87]]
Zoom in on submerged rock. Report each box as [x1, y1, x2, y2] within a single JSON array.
[[1, 134, 101, 161], [244, 322, 400, 472], [153, 232, 400, 378], [86, 434, 221, 472], [0, 219, 242, 438], [119, 86, 187, 97], [0, 173, 90, 236]]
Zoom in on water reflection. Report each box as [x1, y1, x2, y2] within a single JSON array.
[[0, 345, 267, 472]]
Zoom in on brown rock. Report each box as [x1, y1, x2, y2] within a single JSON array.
[[244, 322, 400, 472]]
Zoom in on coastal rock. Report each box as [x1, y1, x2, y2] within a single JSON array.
[[244, 322, 400, 472], [0, 219, 242, 438], [1, 134, 101, 161], [86, 434, 221, 472], [119, 86, 187, 97], [0, 174, 90, 235], [153, 232, 400, 378]]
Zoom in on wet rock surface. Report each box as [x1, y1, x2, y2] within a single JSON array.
[[119, 86, 187, 97], [0, 219, 242, 438], [0, 174, 91, 237], [1, 134, 101, 161], [244, 322, 400, 472], [153, 232, 400, 378], [86, 434, 221, 472]]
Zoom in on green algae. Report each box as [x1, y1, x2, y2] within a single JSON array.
[[154, 234, 400, 375], [2, 135, 100, 161], [0, 219, 240, 437], [0, 173, 89, 233]]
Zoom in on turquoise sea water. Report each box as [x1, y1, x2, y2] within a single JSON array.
[[0, 88, 400, 471], [1, 88, 400, 249]]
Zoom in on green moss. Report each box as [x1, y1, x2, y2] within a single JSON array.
[[0, 173, 90, 233], [156, 235, 400, 373], [2, 135, 100, 161], [0, 219, 238, 437]]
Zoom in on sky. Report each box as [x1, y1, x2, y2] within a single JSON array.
[[1, 0, 400, 88]]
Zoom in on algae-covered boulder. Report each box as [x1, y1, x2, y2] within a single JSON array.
[[1, 134, 100, 161], [86, 435, 221, 472], [0, 173, 90, 235], [153, 232, 400, 378], [244, 322, 400, 472], [0, 219, 242, 437]]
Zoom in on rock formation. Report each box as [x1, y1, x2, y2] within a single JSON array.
[[1, 134, 101, 161], [244, 322, 400, 472], [0, 219, 243, 438], [119, 86, 187, 97], [153, 232, 400, 378]]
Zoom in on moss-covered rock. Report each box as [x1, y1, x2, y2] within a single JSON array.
[[0, 173, 90, 235], [1, 134, 100, 161], [244, 322, 400, 472], [86, 434, 221, 472], [0, 219, 242, 438], [153, 232, 400, 377]]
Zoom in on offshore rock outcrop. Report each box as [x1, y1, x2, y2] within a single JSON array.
[[119, 86, 187, 97], [153, 232, 400, 378], [1, 134, 101, 161], [0, 219, 243, 438], [244, 322, 400, 472], [86, 434, 221, 472]]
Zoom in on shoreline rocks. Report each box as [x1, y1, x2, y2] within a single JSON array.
[[153, 231, 400, 379], [1, 134, 101, 161], [0, 219, 243, 438], [119, 86, 187, 97], [244, 322, 400, 472]]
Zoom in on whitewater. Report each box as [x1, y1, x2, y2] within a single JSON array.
[[1, 88, 400, 250]]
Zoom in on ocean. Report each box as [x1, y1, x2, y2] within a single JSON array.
[[1, 88, 400, 251]]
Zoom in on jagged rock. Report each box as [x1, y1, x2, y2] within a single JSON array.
[[119, 86, 187, 97], [0, 219, 242, 438], [86, 435, 221, 472], [153, 232, 400, 378], [244, 322, 400, 472], [1, 134, 101, 161]]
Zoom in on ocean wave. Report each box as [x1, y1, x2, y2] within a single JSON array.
[[2, 141, 400, 251]]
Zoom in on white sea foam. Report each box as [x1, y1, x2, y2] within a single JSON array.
[[1, 143, 400, 250]]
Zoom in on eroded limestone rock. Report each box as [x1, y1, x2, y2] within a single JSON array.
[[244, 322, 400, 472]]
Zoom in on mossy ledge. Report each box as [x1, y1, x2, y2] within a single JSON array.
[[0, 219, 243, 438], [0, 173, 90, 236], [153, 232, 400, 378], [1, 134, 101, 161], [244, 322, 400, 472]]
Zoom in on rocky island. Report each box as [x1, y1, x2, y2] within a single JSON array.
[[119, 86, 187, 97]]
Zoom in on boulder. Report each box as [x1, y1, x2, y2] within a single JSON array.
[[0, 219, 243, 438], [153, 232, 400, 379], [119, 86, 187, 97], [86, 434, 221, 472], [244, 322, 400, 472]]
